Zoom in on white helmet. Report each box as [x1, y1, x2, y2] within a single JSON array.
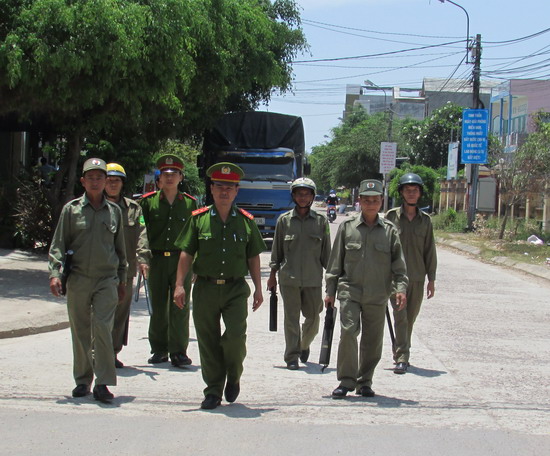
[[290, 177, 316, 195]]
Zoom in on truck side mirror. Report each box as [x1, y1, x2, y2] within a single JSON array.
[[303, 162, 311, 176]]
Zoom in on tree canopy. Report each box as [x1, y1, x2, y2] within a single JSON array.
[[0, 0, 307, 216], [309, 108, 409, 193]]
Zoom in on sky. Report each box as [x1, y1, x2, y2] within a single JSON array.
[[263, 0, 550, 152]]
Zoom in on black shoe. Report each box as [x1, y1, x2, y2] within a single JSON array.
[[286, 360, 299, 370], [299, 348, 310, 363], [357, 386, 375, 397], [93, 385, 114, 403], [201, 394, 221, 410], [331, 385, 353, 399], [170, 352, 192, 368], [72, 384, 90, 398], [148, 353, 168, 364], [394, 362, 408, 374], [114, 357, 124, 369], [224, 382, 240, 403]]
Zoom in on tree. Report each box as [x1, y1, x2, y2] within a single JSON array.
[[490, 113, 550, 239], [310, 108, 408, 192], [0, 0, 307, 220], [402, 102, 464, 169]]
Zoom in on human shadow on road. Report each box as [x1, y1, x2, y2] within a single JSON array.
[[56, 395, 136, 408], [381, 365, 446, 378], [270, 363, 336, 375], [181, 402, 277, 418], [321, 394, 418, 408]]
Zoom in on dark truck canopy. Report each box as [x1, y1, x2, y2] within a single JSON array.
[[203, 111, 305, 156]]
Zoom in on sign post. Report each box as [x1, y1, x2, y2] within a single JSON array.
[[461, 109, 489, 228], [379, 142, 397, 211]]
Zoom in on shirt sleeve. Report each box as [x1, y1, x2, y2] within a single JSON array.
[[48, 204, 70, 279], [324, 222, 345, 297], [113, 205, 128, 283], [320, 217, 332, 270], [424, 217, 437, 282], [135, 204, 151, 266], [269, 216, 285, 271], [246, 219, 267, 258], [175, 217, 198, 256], [390, 225, 408, 294]]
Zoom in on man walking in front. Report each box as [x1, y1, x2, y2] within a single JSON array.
[[325, 179, 408, 399], [140, 154, 197, 368], [174, 162, 265, 410], [386, 173, 437, 374], [105, 163, 151, 368], [48, 158, 127, 403], [267, 177, 331, 370]]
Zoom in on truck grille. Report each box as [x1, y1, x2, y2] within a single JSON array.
[[237, 203, 274, 210]]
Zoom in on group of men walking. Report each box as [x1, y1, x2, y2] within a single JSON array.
[[48, 155, 436, 409]]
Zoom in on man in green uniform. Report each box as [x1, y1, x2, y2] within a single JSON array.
[[267, 177, 331, 370], [325, 179, 408, 399], [48, 158, 127, 403], [140, 154, 197, 367], [174, 162, 265, 410], [105, 163, 151, 368], [386, 173, 437, 374]]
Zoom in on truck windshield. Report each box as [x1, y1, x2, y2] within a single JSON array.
[[237, 162, 294, 182]]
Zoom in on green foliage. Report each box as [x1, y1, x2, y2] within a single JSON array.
[[387, 164, 440, 207], [473, 214, 545, 242], [310, 107, 409, 191], [431, 208, 467, 232], [0, 0, 307, 232], [401, 102, 464, 168]]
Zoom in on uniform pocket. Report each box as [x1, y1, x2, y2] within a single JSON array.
[[344, 241, 362, 261]]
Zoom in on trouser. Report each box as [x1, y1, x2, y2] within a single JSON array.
[[148, 254, 191, 355], [112, 279, 134, 354], [280, 285, 323, 363], [192, 277, 250, 398], [66, 273, 118, 386], [336, 298, 387, 390], [391, 280, 425, 363]]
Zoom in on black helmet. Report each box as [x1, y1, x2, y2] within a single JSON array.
[[398, 173, 424, 192]]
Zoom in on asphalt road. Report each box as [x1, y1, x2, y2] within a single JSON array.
[[0, 213, 549, 455]]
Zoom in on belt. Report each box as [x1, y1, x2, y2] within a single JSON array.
[[151, 250, 181, 257], [198, 276, 239, 285]]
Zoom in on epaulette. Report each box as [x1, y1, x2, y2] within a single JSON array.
[[238, 207, 254, 220], [183, 192, 197, 201], [192, 206, 210, 216], [139, 191, 157, 200]]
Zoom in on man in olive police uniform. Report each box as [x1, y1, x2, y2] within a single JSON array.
[[49, 158, 127, 403], [325, 179, 408, 399], [386, 173, 437, 374], [267, 177, 331, 370], [174, 162, 266, 410], [105, 163, 151, 368], [140, 154, 197, 367]]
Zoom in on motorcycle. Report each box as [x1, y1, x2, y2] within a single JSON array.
[[327, 204, 337, 223]]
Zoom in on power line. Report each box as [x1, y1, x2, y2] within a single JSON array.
[[292, 39, 465, 64]]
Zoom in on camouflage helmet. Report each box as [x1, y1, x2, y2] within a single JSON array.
[[398, 173, 424, 192], [291, 177, 316, 195]]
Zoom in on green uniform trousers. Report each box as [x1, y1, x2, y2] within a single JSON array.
[[336, 298, 387, 390], [66, 273, 118, 386], [112, 280, 134, 354], [280, 285, 323, 363], [148, 254, 191, 355], [192, 277, 250, 398], [391, 280, 425, 363]]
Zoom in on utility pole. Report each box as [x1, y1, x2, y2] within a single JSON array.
[[467, 34, 482, 229]]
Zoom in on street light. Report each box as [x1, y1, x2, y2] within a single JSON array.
[[438, 0, 470, 64], [363, 79, 387, 109]]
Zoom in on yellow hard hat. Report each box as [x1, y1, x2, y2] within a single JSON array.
[[106, 163, 126, 179]]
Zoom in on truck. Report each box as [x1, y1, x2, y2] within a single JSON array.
[[201, 111, 308, 237]]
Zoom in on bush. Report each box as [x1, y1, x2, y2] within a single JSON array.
[[13, 175, 54, 250], [431, 208, 468, 232], [474, 215, 545, 241]]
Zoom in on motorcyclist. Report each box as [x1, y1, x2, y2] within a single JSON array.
[[325, 190, 339, 207]]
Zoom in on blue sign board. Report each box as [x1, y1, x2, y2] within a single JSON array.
[[461, 109, 489, 164]]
